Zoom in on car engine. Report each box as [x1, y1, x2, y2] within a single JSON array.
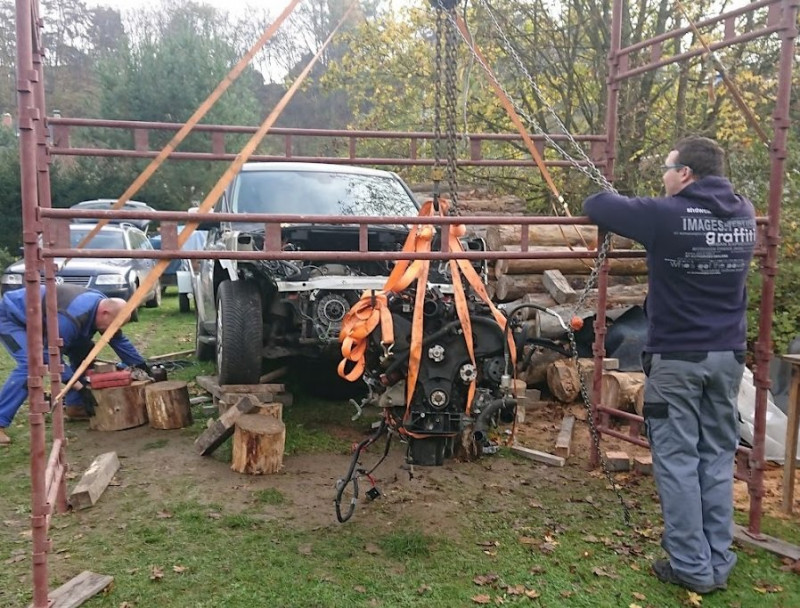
[[354, 287, 516, 466]]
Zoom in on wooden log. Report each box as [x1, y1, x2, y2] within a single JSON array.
[[231, 414, 286, 475], [255, 402, 283, 420], [145, 380, 193, 429], [494, 273, 547, 302], [90, 381, 149, 431], [495, 245, 647, 277], [601, 371, 646, 413], [69, 452, 120, 510], [543, 269, 577, 304], [546, 359, 581, 403], [485, 224, 634, 251], [554, 415, 576, 458], [634, 382, 646, 416], [27, 571, 114, 608], [194, 394, 259, 456], [522, 349, 567, 386]]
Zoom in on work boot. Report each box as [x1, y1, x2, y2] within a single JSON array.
[[0, 427, 10, 445], [652, 559, 725, 595], [64, 405, 90, 421]]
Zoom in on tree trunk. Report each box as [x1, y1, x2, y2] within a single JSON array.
[[145, 380, 193, 429], [231, 414, 286, 474], [522, 348, 567, 386], [90, 381, 149, 431], [494, 273, 547, 302], [485, 224, 634, 250], [495, 246, 647, 277], [601, 371, 646, 413]]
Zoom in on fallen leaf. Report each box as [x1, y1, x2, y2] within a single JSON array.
[[505, 585, 524, 595], [629, 604, 642, 608], [298, 544, 312, 555], [207, 511, 222, 520], [582, 534, 600, 543], [364, 543, 381, 555], [471, 595, 492, 605], [354, 585, 367, 593], [518, 536, 537, 545], [559, 590, 573, 598], [592, 567, 620, 579], [753, 583, 783, 593], [473, 574, 499, 586], [172, 565, 187, 574], [4, 555, 25, 565], [149, 566, 164, 581], [524, 588, 540, 598], [156, 511, 172, 519], [632, 592, 646, 600], [539, 542, 557, 554], [417, 584, 431, 594], [119, 603, 133, 608], [685, 591, 702, 606], [477, 540, 499, 548], [529, 565, 545, 575]]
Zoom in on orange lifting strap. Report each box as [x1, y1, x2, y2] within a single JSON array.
[[338, 200, 516, 420]]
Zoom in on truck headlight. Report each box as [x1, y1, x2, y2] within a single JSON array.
[[94, 274, 126, 286], [1, 273, 22, 285]]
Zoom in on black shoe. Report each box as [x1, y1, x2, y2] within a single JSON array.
[[652, 559, 725, 595]]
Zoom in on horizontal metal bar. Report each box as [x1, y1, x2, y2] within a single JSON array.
[[616, 24, 783, 81], [47, 147, 599, 168], [618, 0, 778, 56], [47, 118, 606, 142], [43, 248, 646, 261], [596, 405, 644, 423], [596, 424, 650, 448]]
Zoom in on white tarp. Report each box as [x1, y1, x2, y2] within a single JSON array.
[[738, 367, 800, 463]]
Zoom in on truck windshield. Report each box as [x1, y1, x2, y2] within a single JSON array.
[[232, 170, 419, 219]]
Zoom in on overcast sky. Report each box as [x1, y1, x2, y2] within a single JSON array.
[[83, 0, 420, 17]]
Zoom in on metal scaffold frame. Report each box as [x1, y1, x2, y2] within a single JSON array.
[[12, 0, 797, 605]]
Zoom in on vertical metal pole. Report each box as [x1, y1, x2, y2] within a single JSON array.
[[31, 2, 68, 515], [589, 0, 624, 469], [748, 0, 799, 536], [16, 0, 50, 605]]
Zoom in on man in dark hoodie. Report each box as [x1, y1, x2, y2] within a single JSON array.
[[583, 136, 755, 595]]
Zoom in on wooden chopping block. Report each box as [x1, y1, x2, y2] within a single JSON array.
[[145, 380, 193, 429], [90, 380, 149, 431], [231, 414, 286, 475]]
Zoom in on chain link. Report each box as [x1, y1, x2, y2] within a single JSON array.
[[443, 9, 460, 213], [432, 5, 444, 204]]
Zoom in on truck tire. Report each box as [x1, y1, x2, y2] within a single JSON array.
[[216, 280, 263, 384]]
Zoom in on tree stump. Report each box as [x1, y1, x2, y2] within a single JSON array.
[[145, 380, 192, 429], [90, 381, 149, 431], [231, 414, 285, 474]]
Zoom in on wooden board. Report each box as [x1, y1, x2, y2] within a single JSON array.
[[69, 452, 120, 511], [542, 269, 577, 304], [510, 444, 565, 467], [194, 395, 259, 456], [554, 415, 576, 459], [733, 524, 800, 561], [27, 570, 113, 608], [195, 375, 283, 399]]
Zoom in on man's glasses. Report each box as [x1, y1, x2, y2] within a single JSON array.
[[661, 163, 689, 172]]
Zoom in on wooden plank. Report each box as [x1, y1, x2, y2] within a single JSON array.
[[194, 395, 259, 456], [542, 269, 577, 304], [783, 364, 800, 514], [149, 348, 195, 361], [195, 375, 284, 399], [27, 570, 114, 608], [734, 524, 800, 561], [554, 415, 575, 459], [510, 444, 565, 467], [605, 450, 631, 472], [68, 452, 120, 511]]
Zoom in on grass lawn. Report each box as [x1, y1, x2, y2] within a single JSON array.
[[0, 291, 798, 607]]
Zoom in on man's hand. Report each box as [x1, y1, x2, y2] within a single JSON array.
[[134, 361, 152, 376], [77, 386, 98, 417]]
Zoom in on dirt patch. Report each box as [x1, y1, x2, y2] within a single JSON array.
[[59, 400, 799, 532]]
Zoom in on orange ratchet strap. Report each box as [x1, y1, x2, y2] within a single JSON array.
[[338, 200, 517, 418]]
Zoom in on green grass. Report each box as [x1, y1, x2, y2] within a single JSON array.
[[1, 291, 799, 607]]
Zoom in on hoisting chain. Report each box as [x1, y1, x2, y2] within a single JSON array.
[[449, 6, 631, 524], [442, 4, 460, 214], [432, 6, 444, 207]]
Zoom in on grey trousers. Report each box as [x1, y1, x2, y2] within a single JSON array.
[[642, 350, 745, 588]]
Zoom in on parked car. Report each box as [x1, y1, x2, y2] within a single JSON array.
[[69, 199, 156, 233], [149, 217, 207, 313], [193, 161, 487, 385], [1, 223, 162, 320]]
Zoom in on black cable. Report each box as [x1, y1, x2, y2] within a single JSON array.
[[335, 419, 388, 523]]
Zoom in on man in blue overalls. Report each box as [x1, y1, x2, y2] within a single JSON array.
[[583, 137, 755, 594], [0, 285, 149, 445]]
